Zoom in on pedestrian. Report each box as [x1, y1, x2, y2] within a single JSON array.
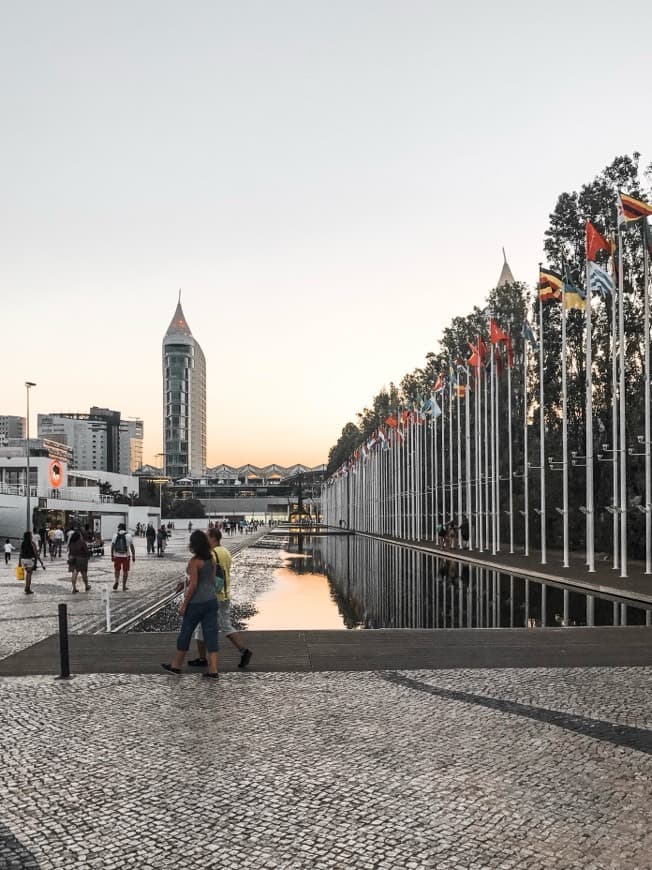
[[111, 522, 135, 591], [67, 530, 91, 593], [4, 538, 14, 565], [459, 517, 469, 548], [188, 527, 252, 670], [38, 525, 47, 556], [19, 531, 45, 594], [156, 525, 167, 556], [162, 529, 219, 679], [54, 526, 64, 557], [146, 522, 156, 555]]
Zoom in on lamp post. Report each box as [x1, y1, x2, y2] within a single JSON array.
[[25, 381, 36, 532], [155, 453, 166, 522]]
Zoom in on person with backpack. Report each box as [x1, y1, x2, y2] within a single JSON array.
[[187, 527, 252, 670], [111, 523, 135, 591]]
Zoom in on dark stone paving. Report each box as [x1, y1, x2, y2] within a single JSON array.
[[1, 626, 651, 676]]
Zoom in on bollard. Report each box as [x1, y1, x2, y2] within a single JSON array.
[[55, 602, 72, 680]]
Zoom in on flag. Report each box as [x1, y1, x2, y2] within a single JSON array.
[[585, 220, 612, 261], [505, 334, 514, 368], [618, 191, 652, 224], [562, 262, 586, 311], [384, 414, 398, 429], [477, 337, 489, 360], [431, 396, 442, 418], [587, 261, 614, 299], [433, 373, 445, 393], [467, 342, 480, 369], [494, 346, 504, 377], [489, 317, 509, 344], [539, 267, 563, 303], [454, 384, 466, 399], [521, 320, 538, 350]]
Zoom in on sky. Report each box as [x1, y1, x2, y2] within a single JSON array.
[[1, 1, 651, 469]]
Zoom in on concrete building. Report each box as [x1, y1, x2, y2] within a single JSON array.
[[37, 408, 144, 474], [0, 415, 26, 442], [162, 298, 206, 480]]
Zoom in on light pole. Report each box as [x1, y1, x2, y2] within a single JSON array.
[[155, 453, 166, 522], [25, 382, 36, 532]]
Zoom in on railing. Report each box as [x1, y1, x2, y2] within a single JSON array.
[[0, 483, 37, 497]]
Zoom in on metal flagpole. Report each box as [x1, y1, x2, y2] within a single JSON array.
[[538, 292, 547, 565], [490, 340, 497, 554], [434, 406, 439, 544], [618, 225, 627, 578], [496, 346, 502, 552], [465, 367, 472, 550], [475, 362, 483, 550], [611, 263, 619, 571], [430, 404, 435, 541], [448, 375, 454, 524], [484, 354, 490, 547], [456, 379, 462, 547], [561, 274, 570, 568], [585, 240, 595, 573], [441, 388, 446, 530], [507, 334, 514, 553], [642, 222, 651, 574], [523, 331, 529, 556]]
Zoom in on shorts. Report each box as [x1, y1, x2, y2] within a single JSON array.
[[195, 599, 235, 639], [72, 557, 89, 572], [113, 556, 130, 571], [178, 599, 218, 653]]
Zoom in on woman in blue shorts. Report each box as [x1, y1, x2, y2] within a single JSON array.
[[162, 530, 219, 679]]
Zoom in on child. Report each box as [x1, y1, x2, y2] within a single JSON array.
[[4, 539, 14, 565]]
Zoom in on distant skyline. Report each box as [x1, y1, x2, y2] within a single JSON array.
[[1, 1, 650, 468]]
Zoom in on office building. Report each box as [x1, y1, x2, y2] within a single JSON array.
[[0, 415, 26, 443], [162, 298, 206, 479]]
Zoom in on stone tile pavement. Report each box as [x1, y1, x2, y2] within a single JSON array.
[[1, 666, 651, 869]]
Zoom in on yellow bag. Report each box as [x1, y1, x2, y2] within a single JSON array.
[[15, 564, 25, 581]]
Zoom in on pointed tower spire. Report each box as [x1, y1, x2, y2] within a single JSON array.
[[497, 249, 516, 287], [165, 297, 192, 338]]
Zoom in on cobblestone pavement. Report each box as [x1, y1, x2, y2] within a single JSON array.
[[0, 530, 261, 660], [1, 666, 651, 869]]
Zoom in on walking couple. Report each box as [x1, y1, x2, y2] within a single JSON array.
[[162, 527, 252, 679]]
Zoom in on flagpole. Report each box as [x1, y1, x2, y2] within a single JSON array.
[[642, 222, 651, 574], [496, 347, 502, 552], [507, 333, 514, 554], [430, 403, 435, 541], [476, 363, 483, 551], [538, 290, 547, 565], [441, 387, 446, 534], [618, 225, 628, 578], [456, 379, 462, 547], [448, 376, 454, 525], [434, 405, 439, 544], [611, 268, 619, 571], [523, 331, 529, 556], [465, 367, 472, 550], [490, 338, 497, 555], [484, 354, 490, 548], [561, 274, 570, 569], [585, 243, 595, 573]]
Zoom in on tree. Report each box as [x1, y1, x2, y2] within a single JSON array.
[[168, 498, 206, 519], [327, 422, 362, 475]]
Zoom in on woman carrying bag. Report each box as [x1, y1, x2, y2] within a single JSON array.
[[19, 531, 45, 595]]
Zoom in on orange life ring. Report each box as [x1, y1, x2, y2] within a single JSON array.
[[49, 460, 63, 488]]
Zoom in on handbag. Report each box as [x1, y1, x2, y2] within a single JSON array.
[[15, 564, 25, 581]]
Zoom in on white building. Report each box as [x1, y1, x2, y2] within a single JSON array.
[[38, 408, 144, 474], [162, 298, 206, 480]]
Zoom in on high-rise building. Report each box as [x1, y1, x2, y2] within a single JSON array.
[[0, 415, 26, 443], [37, 408, 144, 474], [162, 298, 206, 480]]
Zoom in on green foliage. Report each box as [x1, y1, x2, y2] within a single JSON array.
[[327, 422, 362, 476], [168, 498, 206, 519]]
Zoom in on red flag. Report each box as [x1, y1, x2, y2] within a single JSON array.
[[433, 373, 444, 392], [585, 220, 611, 262], [384, 415, 398, 429], [467, 341, 481, 369], [494, 346, 504, 377], [506, 334, 514, 369], [489, 317, 509, 344], [477, 337, 489, 360]]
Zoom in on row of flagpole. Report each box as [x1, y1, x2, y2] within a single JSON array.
[[322, 190, 652, 578]]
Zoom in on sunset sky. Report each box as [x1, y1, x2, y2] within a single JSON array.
[[1, 1, 650, 468]]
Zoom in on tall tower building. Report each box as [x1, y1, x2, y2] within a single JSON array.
[[162, 297, 207, 480]]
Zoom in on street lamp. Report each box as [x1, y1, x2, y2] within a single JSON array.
[[155, 453, 167, 522], [25, 381, 36, 532]]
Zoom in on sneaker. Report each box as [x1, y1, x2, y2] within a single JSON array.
[[112, 582, 118, 591], [202, 672, 219, 680], [161, 663, 181, 675], [187, 658, 208, 667], [238, 648, 252, 669]]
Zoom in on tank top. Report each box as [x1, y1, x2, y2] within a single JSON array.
[[190, 558, 216, 604]]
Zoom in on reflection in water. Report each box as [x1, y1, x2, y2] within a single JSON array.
[[244, 550, 347, 630], [306, 535, 652, 630]]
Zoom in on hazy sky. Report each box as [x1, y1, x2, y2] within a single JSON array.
[[1, 1, 650, 468]]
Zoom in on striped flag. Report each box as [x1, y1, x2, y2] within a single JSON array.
[[587, 261, 614, 299], [539, 267, 563, 303], [618, 191, 652, 224]]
